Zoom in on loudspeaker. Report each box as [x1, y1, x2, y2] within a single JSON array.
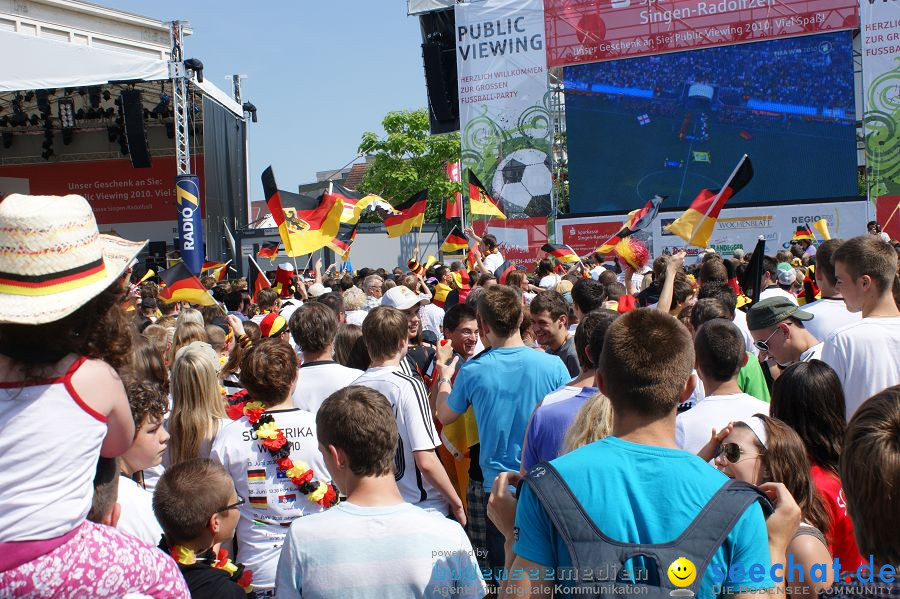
[[120, 89, 152, 168], [148, 241, 167, 258], [420, 9, 459, 135]]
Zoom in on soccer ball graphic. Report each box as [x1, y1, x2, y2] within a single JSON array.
[[491, 148, 553, 216]]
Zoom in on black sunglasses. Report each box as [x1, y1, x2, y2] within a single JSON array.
[[217, 494, 245, 513], [753, 327, 782, 353], [714, 443, 764, 464]]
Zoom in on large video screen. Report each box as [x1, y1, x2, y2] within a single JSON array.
[[564, 32, 858, 215]]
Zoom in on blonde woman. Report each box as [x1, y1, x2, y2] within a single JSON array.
[[165, 321, 207, 366], [175, 307, 204, 327], [167, 342, 226, 466], [561, 392, 614, 454]]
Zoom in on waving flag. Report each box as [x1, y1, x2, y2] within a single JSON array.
[[441, 225, 469, 253], [258, 241, 279, 261], [666, 155, 753, 248], [327, 223, 358, 259], [541, 243, 580, 264], [494, 260, 516, 285], [468, 171, 505, 220], [596, 195, 666, 254], [263, 166, 344, 257], [247, 257, 272, 303], [158, 262, 217, 306], [329, 183, 395, 225], [385, 190, 427, 238]]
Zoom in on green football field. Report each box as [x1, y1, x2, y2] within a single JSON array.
[[566, 94, 858, 214]]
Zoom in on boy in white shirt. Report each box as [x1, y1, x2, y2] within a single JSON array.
[[801, 239, 860, 340], [676, 319, 770, 454], [821, 235, 900, 418], [276, 386, 486, 598]]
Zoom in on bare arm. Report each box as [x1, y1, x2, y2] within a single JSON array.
[[623, 264, 637, 297], [414, 450, 466, 526], [313, 257, 323, 285], [433, 343, 462, 424], [71, 359, 135, 457], [657, 251, 686, 314]]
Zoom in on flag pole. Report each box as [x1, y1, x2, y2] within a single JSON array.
[[565, 244, 587, 273], [687, 154, 747, 246]]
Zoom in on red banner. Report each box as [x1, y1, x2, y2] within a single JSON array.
[[559, 219, 625, 255], [0, 155, 204, 224], [543, 0, 859, 66], [876, 196, 900, 243], [473, 217, 548, 269]]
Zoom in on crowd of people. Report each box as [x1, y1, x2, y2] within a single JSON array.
[[0, 193, 898, 598]]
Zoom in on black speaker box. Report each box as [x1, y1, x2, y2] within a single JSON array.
[[120, 89, 152, 168], [148, 240, 167, 258], [420, 9, 459, 135]]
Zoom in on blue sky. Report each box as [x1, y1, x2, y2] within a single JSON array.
[[101, 1, 427, 201]]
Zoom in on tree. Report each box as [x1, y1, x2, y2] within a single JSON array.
[[357, 109, 461, 223]]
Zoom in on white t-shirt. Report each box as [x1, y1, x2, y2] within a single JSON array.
[[676, 392, 771, 455], [291, 361, 363, 414], [820, 316, 900, 419], [345, 309, 367, 326], [679, 370, 706, 412], [275, 502, 486, 598], [482, 251, 504, 275], [799, 342, 824, 363], [732, 309, 758, 356], [352, 366, 448, 514], [539, 273, 561, 290], [419, 302, 445, 337], [760, 286, 798, 305], [801, 298, 861, 342], [209, 408, 329, 590], [116, 475, 162, 546]]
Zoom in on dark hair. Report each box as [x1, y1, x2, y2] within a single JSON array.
[[672, 273, 694, 306], [536, 258, 554, 278], [690, 297, 732, 330], [571, 279, 607, 314], [694, 318, 745, 382], [698, 258, 728, 283], [124, 379, 168, 432], [224, 290, 243, 312], [530, 290, 568, 321], [597, 270, 618, 286], [317, 386, 398, 477], [841, 386, 900, 565], [0, 279, 132, 371], [443, 304, 477, 333], [599, 309, 694, 418], [361, 307, 408, 361], [240, 339, 299, 406], [605, 282, 626, 301], [124, 338, 169, 396], [697, 282, 737, 318], [316, 291, 344, 316], [88, 457, 119, 524], [588, 310, 622, 367], [256, 288, 279, 311], [153, 458, 234, 544], [762, 256, 778, 278], [770, 360, 845, 474], [289, 302, 337, 355], [477, 286, 523, 338], [333, 323, 362, 367], [573, 311, 605, 370], [482, 234, 498, 250]]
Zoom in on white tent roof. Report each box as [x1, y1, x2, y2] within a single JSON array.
[[0, 28, 243, 117]]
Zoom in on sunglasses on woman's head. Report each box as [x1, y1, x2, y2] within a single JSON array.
[[714, 442, 764, 464]]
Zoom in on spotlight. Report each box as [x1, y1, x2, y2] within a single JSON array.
[[242, 101, 258, 123], [183, 58, 204, 83], [57, 97, 75, 129], [36, 90, 50, 113]]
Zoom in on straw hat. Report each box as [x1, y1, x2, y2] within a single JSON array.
[[0, 194, 147, 324]]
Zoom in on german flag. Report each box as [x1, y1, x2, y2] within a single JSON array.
[[202, 261, 227, 273], [468, 171, 505, 220], [541, 243, 580, 264], [596, 194, 665, 254], [494, 260, 516, 285], [258, 241, 279, 260], [432, 282, 452, 308], [666, 155, 753, 248], [441, 225, 469, 253], [247, 257, 272, 303], [791, 225, 814, 242], [466, 248, 477, 272], [385, 190, 427, 238], [263, 166, 344, 257], [327, 183, 396, 225], [327, 223, 357, 259], [158, 262, 217, 306]]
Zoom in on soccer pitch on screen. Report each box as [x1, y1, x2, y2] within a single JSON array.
[[564, 31, 858, 215]]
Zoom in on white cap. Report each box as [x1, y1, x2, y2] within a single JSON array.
[[382, 285, 428, 310], [307, 283, 331, 297], [776, 269, 796, 286]]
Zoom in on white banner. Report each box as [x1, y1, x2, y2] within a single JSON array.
[[859, 0, 900, 202], [556, 201, 872, 262], [455, 0, 553, 217]]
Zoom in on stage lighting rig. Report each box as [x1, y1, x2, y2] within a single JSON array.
[[58, 97, 75, 129], [242, 101, 258, 123], [183, 58, 204, 83]]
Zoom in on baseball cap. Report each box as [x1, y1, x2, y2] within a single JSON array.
[[307, 283, 332, 298], [259, 312, 288, 337], [381, 285, 428, 311], [776, 268, 797, 286], [746, 297, 813, 330]]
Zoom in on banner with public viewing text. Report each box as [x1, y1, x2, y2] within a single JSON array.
[[859, 0, 900, 239], [455, 0, 554, 219]]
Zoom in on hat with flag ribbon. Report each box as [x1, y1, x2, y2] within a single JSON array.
[[0, 194, 146, 324]]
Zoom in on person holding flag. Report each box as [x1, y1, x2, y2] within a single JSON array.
[[159, 262, 218, 307], [791, 225, 817, 258], [468, 171, 505, 221], [263, 166, 344, 257], [441, 225, 469, 254], [595, 195, 665, 255], [384, 190, 427, 238], [465, 227, 504, 275]]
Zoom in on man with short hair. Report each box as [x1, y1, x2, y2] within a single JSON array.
[[288, 303, 363, 414], [821, 235, 900, 418], [353, 307, 465, 521], [224, 289, 248, 321], [698, 281, 756, 355], [251, 288, 281, 324], [759, 256, 798, 304], [676, 318, 771, 454], [801, 239, 860, 340], [315, 291, 345, 323], [434, 286, 569, 575], [275, 386, 486, 599], [747, 297, 822, 367], [530, 290, 580, 376], [570, 278, 607, 321]]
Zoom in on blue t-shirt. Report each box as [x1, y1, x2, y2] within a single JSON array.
[[514, 437, 774, 599], [522, 386, 598, 471], [447, 346, 570, 490]]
